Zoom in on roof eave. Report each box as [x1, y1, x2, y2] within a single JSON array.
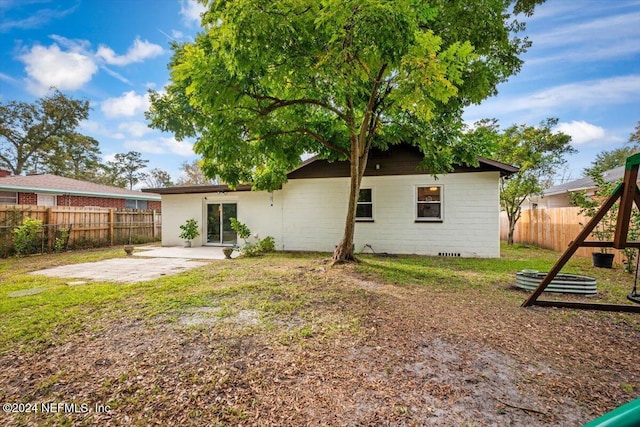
[[0, 185, 161, 200]]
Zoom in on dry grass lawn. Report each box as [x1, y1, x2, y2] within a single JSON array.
[[0, 244, 638, 426]]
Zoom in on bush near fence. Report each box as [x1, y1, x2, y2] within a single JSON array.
[[499, 207, 628, 265], [0, 205, 161, 257]]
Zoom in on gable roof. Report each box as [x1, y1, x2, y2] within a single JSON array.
[[0, 174, 161, 201], [543, 166, 627, 197], [286, 144, 518, 179], [145, 144, 517, 195]]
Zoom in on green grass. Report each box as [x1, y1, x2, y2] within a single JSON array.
[[1, 243, 637, 354], [356, 242, 638, 303]]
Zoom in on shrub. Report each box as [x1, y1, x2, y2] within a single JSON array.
[[229, 218, 275, 257], [13, 217, 43, 256], [179, 218, 200, 240]]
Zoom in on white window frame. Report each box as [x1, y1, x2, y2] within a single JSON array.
[[0, 191, 18, 205], [37, 193, 57, 207], [415, 185, 443, 222], [356, 188, 374, 222], [125, 199, 149, 209]]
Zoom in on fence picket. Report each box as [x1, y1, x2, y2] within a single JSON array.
[[0, 205, 162, 257], [500, 207, 626, 264]]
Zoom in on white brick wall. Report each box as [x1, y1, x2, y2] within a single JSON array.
[[160, 171, 501, 257]]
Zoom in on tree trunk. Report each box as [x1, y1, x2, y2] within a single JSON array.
[[508, 221, 515, 245], [333, 143, 368, 263]]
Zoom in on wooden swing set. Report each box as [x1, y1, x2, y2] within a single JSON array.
[[522, 154, 640, 313]]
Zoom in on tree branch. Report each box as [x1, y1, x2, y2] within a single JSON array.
[[250, 128, 351, 160], [250, 94, 348, 122]]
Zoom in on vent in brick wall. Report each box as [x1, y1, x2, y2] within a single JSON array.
[[438, 252, 461, 257]]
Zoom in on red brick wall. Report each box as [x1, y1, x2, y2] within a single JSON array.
[[16, 192, 161, 211], [57, 195, 125, 208], [17, 192, 37, 204]]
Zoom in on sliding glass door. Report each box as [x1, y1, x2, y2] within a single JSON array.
[[206, 203, 237, 245]]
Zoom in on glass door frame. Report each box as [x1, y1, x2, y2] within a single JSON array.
[[204, 202, 238, 246]]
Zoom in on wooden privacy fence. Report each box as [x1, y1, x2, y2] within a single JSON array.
[[500, 207, 626, 264], [0, 205, 161, 256]]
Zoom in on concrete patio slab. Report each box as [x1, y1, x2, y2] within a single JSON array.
[[133, 246, 237, 260], [31, 257, 209, 284]]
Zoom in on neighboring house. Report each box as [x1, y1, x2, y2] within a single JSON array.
[[145, 145, 516, 257], [524, 166, 633, 210], [0, 170, 161, 210]]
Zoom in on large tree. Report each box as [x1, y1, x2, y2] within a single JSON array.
[[175, 159, 217, 186], [147, 0, 542, 262], [0, 89, 90, 175], [464, 118, 574, 245], [104, 151, 149, 189], [585, 146, 639, 174], [144, 167, 174, 188], [40, 133, 103, 180]]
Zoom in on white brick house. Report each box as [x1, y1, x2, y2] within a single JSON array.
[[145, 145, 516, 257]]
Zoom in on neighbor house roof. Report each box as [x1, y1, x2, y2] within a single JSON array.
[[0, 174, 161, 201], [543, 166, 628, 197]]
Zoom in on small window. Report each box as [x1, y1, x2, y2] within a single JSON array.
[[416, 186, 442, 221], [125, 200, 148, 209], [37, 194, 56, 206], [0, 191, 17, 204], [356, 188, 373, 221]]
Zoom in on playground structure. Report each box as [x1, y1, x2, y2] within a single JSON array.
[[522, 154, 640, 313]]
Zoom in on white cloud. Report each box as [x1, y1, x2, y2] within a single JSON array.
[[0, 72, 17, 83], [96, 37, 164, 66], [555, 121, 605, 145], [532, 14, 639, 49], [124, 140, 166, 154], [20, 43, 98, 95], [123, 137, 194, 157], [180, 0, 206, 26], [0, 4, 77, 32], [100, 66, 132, 85], [161, 137, 194, 156], [118, 121, 151, 138], [101, 91, 150, 118], [466, 75, 640, 120]]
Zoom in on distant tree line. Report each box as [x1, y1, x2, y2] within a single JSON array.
[[0, 89, 212, 189]]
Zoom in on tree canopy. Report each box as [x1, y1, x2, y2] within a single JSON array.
[[464, 118, 574, 244], [147, 0, 542, 261], [0, 89, 90, 175], [103, 151, 149, 190]]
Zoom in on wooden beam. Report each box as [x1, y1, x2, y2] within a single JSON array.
[[580, 241, 640, 248], [522, 185, 623, 307], [614, 164, 639, 248], [533, 300, 640, 313]]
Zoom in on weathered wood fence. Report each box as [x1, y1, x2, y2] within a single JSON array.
[[0, 205, 161, 256], [500, 207, 626, 264]]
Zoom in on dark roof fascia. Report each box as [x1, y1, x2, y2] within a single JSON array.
[[476, 156, 519, 177], [286, 155, 518, 178], [143, 184, 254, 195]]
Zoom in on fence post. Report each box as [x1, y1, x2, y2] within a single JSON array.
[[109, 208, 114, 246], [45, 207, 54, 252], [152, 209, 156, 239]]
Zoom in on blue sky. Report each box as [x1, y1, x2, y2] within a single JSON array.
[[0, 0, 639, 185]]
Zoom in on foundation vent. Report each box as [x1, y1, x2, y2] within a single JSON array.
[[438, 252, 461, 257]]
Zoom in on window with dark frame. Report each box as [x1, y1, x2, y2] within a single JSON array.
[[416, 186, 442, 220], [356, 188, 373, 221]]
